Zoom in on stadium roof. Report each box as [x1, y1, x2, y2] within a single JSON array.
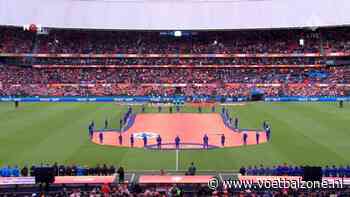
[[0, 0, 349, 30]]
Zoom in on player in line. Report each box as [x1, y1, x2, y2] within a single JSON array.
[[130, 134, 134, 148], [157, 135, 162, 149], [203, 134, 209, 149], [243, 133, 248, 145], [221, 134, 225, 147], [175, 135, 181, 149]]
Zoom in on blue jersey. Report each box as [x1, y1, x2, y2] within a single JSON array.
[[157, 136, 162, 145], [243, 133, 248, 141], [143, 136, 147, 145], [1, 167, 10, 177], [339, 167, 345, 177], [76, 166, 83, 176], [203, 136, 208, 143], [175, 137, 180, 145], [323, 167, 330, 177], [11, 167, 20, 177], [345, 166, 350, 177], [251, 167, 258, 175], [221, 135, 225, 143]]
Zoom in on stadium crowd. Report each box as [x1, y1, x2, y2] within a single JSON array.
[[322, 28, 350, 53], [2, 164, 350, 196], [3, 186, 350, 197], [1, 26, 350, 98], [2, 163, 350, 178], [0, 66, 349, 97], [0, 27, 335, 54], [2, 17, 350, 197], [0, 28, 35, 53], [1, 67, 346, 84], [0, 27, 350, 54], [26, 57, 320, 66]]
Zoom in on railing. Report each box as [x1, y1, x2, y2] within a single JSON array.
[[0, 52, 349, 58]]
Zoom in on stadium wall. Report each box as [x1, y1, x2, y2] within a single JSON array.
[[0, 96, 350, 103], [1, 0, 350, 30]]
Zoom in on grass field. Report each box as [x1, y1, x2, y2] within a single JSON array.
[[0, 102, 349, 171]]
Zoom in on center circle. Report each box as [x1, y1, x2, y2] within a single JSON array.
[[132, 132, 159, 140]]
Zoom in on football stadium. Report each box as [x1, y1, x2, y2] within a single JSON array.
[[1, 0, 350, 196]]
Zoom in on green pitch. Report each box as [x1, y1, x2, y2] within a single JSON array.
[[0, 102, 349, 171]]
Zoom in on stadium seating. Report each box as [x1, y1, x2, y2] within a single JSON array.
[[1, 27, 350, 98], [0, 66, 349, 97]]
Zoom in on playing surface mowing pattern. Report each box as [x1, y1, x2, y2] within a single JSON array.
[[0, 102, 349, 171]]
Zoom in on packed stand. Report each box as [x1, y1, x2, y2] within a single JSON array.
[[0, 67, 348, 85], [0, 27, 35, 53], [25, 57, 320, 66], [0, 27, 329, 55], [322, 27, 350, 53], [2, 186, 350, 197], [34, 29, 321, 54], [0, 66, 349, 97]]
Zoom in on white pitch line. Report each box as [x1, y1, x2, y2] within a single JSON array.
[[176, 149, 179, 171], [130, 173, 135, 183]]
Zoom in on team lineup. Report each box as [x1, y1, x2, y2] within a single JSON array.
[[88, 105, 271, 150]]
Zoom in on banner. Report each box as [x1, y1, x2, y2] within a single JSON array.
[[1, 96, 349, 103], [0, 96, 248, 103], [265, 96, 350, 102], [139, 175, 213, 184], [0, 177, 35, 185], [32, 64, 323, 68], [54, 176, 115, 184]]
